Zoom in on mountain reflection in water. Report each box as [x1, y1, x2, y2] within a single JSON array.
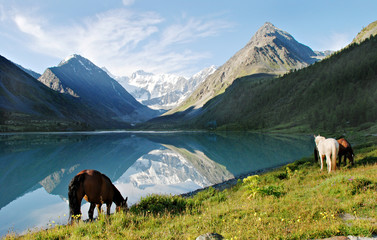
[[0, 131, 313, 236]]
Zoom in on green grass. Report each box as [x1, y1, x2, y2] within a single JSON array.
[[5, 137, 377, 240]]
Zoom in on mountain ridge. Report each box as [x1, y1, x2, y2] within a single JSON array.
[[0, 54, 118, 131], [14, 63, 41, 79], [38, 54, 160, 123], [165, 22, 328, 116]]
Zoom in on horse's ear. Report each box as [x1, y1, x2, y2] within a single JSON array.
[[125, 197, 128, 202]]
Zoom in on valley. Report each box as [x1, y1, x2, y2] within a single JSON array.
[[1, 20, 376, 135], [1, 7, 377, 239]]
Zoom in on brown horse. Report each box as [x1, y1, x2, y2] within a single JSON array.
[[68, 169, 128, 223], [337, 138, 354, 166], [314, 137, 354, 167]]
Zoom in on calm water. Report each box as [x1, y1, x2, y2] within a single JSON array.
[[0, 131, 314, 236]]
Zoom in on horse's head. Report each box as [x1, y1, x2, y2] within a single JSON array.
[[116, 197, 128, 212], [314, 135, 325, 146]]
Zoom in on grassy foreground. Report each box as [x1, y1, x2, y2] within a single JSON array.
[[6, 137, 377, 240]]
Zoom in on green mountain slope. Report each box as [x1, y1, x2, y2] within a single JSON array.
[[146, 35, 377, 132], [353, 20, 377, 44]]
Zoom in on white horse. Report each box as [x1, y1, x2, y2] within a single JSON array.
[[314, 135, 339, 173]]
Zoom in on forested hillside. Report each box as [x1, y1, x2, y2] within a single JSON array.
[[147, 35, 377, 132]]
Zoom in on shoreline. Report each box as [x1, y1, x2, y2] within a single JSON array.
[[181, 162, 289, 198]]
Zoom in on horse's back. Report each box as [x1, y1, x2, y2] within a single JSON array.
[[81, 170, 114, 204], [337, 138, 354, 163], [337, 138, 351, 148], [319, 138, 339, 152]]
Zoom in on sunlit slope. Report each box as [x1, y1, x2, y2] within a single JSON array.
[[165, 22, 322, 116], [353, 20, 377, 44]]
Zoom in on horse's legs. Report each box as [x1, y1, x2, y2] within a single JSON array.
[[106, 202, 112, 215], [326, 154, 332, 173], [320, 155, 325, 171], [346, 153, 353, 166], [331, 154, 337, 172], [349, 153, 354, 165], [341, 154, 345, 166], [88, 203, 96, 220], [97, 204, 102, 215]]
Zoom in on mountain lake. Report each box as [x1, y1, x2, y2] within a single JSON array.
[[0, 131, 315, 236]]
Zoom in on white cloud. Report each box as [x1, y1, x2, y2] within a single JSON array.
[[160, 17, 231, 46], [9, 6, 232, 76], [14, 15, 45, 40], [317, 32, 352, 51], [328, 32, 352, 51], [0, 4, 6, 21], [122, 0, 135, 6]]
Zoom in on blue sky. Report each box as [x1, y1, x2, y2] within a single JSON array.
[[0, 0, 376, 77]]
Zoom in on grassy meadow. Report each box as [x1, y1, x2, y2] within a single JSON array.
[[4, 134, 377, 240]]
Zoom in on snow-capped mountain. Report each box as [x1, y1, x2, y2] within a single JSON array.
[[109, 66, 216, 110], [38, 54, 160, 123], [113, 147, 213, 204], [117, 148, 211, 189]]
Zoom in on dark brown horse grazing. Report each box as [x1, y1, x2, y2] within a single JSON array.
[[68, 169, 128, 223], [337, 138, 354, 166]]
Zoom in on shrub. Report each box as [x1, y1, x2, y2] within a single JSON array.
[[243, 175, 285, 198], [194, 187, 227, 203], [130, 194, 196, 215], [346, 177, 377, 195], [259, 185, 285, 198], [243, 175, 261, 198]]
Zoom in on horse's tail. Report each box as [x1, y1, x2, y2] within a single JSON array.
[[331, 142, 338, 172], [68, 173, 85, 223], [314, 147, 319, 163]]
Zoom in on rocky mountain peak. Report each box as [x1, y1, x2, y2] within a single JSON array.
[[250, 22, 283, 46], [58, 54, 100, 73], [257, 22, 278, 34], [166, 22, 321, 115], [249, 22, 316, 61], [59, 54, 80, 65]]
